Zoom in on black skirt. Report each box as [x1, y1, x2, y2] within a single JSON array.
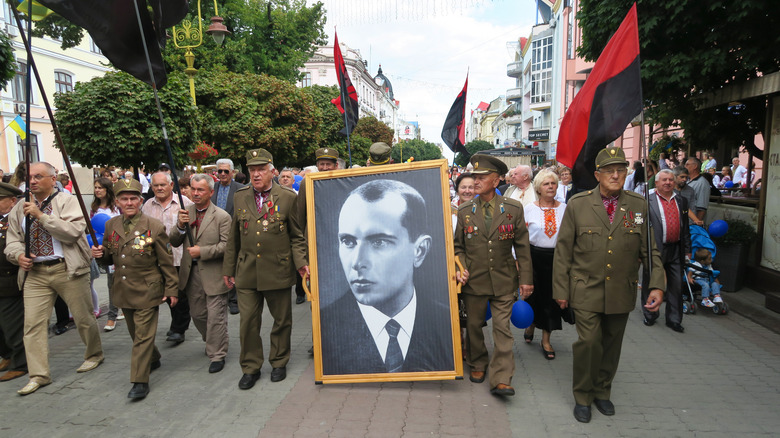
[[526, 245, 562, 332]]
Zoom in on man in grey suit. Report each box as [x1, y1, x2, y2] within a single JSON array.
[[211, 158, 244, 314], [642, 169, 691, 332]]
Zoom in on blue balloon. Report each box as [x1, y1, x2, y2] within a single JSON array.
[[91, 213, 111, 234], [485, 301, 491, 321], [294, 175, 303, 182], [510, 300, 534, 329], [292, 182, 300, 191], [724, 181, 734, 188], [708, 220, 728, 238], [87, 233, 104, 248]]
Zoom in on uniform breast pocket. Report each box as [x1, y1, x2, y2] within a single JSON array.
[[622, 228, 641, 253], [576, 227, 602, 252]]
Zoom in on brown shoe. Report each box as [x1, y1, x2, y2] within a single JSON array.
[[469, 370, 486, 383], [0, 358, 10, 372], [0, 370, 27, 382], [490, 383, 515, 396]]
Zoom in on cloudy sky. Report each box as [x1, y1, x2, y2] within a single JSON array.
[[312, 0, 537, 161]]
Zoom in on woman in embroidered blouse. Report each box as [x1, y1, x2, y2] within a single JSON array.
[[523, 169, 566, 360]]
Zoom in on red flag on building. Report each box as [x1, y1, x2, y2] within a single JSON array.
[[441, 75, 469, 155], [330, 32, 359, 136], [556, 2, 642, 190], [38, 0, 188, 89]]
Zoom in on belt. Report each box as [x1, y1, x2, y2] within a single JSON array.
[[33, 258, 65, 266]]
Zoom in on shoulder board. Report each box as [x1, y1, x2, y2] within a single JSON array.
[[568, 191, 591, 201], [501, 197, 523, 209], [278, 185, 296, 194], [457, 201, 475, 211], [236, 185, 251, 193], [622, 190, 645, 200]]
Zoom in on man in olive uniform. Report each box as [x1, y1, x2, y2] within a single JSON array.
[[552, 146, 665, 423], [366, 142, 394, 166], [92, 179, 179, 400], [0, 182, 27, 382], [222, 148, 306, 390], [454, 154, 534, 397]]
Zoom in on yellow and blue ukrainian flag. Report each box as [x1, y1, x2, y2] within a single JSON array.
[[8, 115, 27, 140]]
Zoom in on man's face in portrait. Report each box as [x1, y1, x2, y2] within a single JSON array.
[[337, 191, 431, 317]]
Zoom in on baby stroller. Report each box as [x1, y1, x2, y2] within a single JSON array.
[[682, 225, 729, 315]]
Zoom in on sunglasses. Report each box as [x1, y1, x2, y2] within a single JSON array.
[[217, 169, 231, 174]]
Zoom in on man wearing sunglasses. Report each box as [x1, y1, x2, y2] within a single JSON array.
[[211, 159, 245, 218]]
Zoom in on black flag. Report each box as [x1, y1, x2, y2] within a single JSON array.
[[330, 32, 359, 136], [441, 75, 469, 155]]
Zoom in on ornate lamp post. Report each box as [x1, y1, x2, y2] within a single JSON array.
[[172, 0, 230, 106]]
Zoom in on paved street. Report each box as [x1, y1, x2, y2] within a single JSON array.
[[1, 279, 779, 438]]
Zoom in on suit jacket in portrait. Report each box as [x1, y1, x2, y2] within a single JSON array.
[[100, 213, 178, 309], [211, 180, 244, 217], [170, 202, 231, 295], [647, 192, 691, 261], [320, 290, 454, 376], [552, 188, 665, 314], [453, 196, 533, 296]]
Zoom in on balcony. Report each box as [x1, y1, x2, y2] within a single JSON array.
[[506, 114, 523, 125], [506, 87, 523, 102], [507, 61, 523, 77]]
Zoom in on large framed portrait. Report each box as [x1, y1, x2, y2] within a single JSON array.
[[305, 159, 463, 384]]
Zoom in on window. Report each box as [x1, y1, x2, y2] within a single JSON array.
[[301, 71, 311, 87], [11, 61, 30, 103], [530, 36, 552, 104], [90, 37, 102, 55], [17, 133, 40, 163], [55, 72, 73, 94]]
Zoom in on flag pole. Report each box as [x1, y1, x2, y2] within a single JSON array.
[[340, 77, 353, 168], [12, 7, 98, 246], [22, 0, 33, 258], [636, 48, 653, 285], [131, 0, 193, 246]]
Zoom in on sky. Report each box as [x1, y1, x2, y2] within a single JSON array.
[[311, 0, 537, 162]]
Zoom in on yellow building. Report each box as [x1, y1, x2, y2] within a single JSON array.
[[1, 6, 111, 175]]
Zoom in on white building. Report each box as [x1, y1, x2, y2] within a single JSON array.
[[1, 3, 112, 174]]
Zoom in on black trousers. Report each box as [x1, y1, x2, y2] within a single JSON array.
[[642, 242, 683, 325], [169, 266, 191, 334], [0, 295, 27, 371]]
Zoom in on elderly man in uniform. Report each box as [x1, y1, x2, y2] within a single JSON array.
[[223, 148, 306, 390], [5, 162, 104, 396], [366, 142, 394, 166], [553, 146, 665, 423], [454, 154, 533, 397], [171, 174, 232, 373], [0, 182, 27, 382], [92, 178, 178, 400]]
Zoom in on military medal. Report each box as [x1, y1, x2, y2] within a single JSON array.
[[262, 220, 269, 226], [634, 213, 643, 225], [506, 213, 512, 220]]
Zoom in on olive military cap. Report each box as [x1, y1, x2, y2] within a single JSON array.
[[315, 147, 339, 162], [0, 182, 22, 197], [595, 146, 628, 169], [246, 148, 273, 166], [469, 154, 508, 176], [113, 178, 143, 196], [369, 142, 392, 165]]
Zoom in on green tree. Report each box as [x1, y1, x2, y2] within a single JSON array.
[[194, 70, 320, 169], [454, 140, 492, 167], [353, 116, 394, 146], [53, 71, 198, 169], [0, 31, 14, 91], [392, 139, 442, 163], [577, 0, 780, 150]]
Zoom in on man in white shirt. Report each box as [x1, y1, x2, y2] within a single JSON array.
[[731, 157, 748, 186], [504, 165, 536, 206]]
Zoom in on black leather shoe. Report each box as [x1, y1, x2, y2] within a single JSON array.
[[574, 404, 591, 423], [295, 295, 306, 305], [54, 325, 69, 336], [270, 367, 287, 382], [666, 321, 684, 333], [166, 330, 173, 337], [150, 360, 161, 372], [229, 303, 239, 315], [489, 383, 515, 396], [594, 398, 615, 416], [238, 372, 261, 390], [208, 360, 225, 374], [128, 383, 149, 400], [643, 317, 656, 326], [166, 332, 185, 344]]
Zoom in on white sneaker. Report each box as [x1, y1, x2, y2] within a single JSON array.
[[701, 298, 715, 308], [712, 296, 723, 303], [117, 311, 125, 321]]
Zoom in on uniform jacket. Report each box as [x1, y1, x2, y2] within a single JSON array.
[[320, 290, 454, 375], [211, 180, 244, 217], [453, 196, 533, 296], [170, 202, 231, 296], [552, 188, 665, 314], [647, 192, 691, 261], [99, 213, 178, 309], [222, 182, 306, 291], [5, 191, 91, 289], [0, 214, 21, 296]]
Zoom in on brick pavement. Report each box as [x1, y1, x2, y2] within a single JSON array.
[[1, 279, 779, 437]]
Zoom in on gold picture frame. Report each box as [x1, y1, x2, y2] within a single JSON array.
[[305, 159, 463, 384]]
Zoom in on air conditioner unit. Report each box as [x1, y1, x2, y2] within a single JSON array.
[[14, 103, 27, 114], [6, 24, 19, 37]]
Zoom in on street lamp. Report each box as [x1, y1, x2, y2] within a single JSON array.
[[172, 0, 230, 106]]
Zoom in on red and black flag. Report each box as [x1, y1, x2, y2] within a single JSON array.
[[441, 75, 469, 155], [556, 2, 642, 190], [38, 0, 188, 88], [330, 32, 359, 136]]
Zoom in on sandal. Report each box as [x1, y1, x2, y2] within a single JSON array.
[[523, 329, 534, 344], [541, 342, 555, 360]]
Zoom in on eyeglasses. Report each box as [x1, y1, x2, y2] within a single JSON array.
[[598, 167, 627, 175], [217, 169, 231, 174]]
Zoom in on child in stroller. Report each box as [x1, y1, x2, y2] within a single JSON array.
[[687, 248, 723, 308]]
